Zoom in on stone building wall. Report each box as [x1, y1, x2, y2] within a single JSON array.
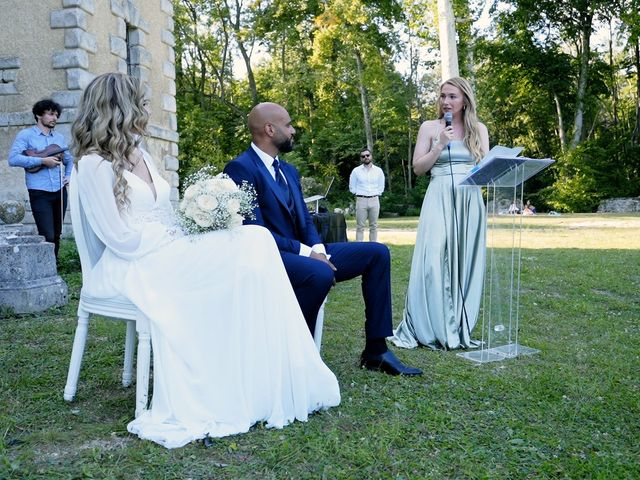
[[0, 0, 179, 229]]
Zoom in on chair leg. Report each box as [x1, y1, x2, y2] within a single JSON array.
[[314, 297, 327, 352], [63, 310, 90, 401], [135, 326, 151, 418], [122, 320, 136, 387]]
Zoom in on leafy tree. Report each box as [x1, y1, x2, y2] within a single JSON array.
[[171, 0, 637, 212], [474, 0, 637, 211]]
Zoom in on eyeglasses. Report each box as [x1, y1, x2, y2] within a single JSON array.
[[361, 153, 371, 158]]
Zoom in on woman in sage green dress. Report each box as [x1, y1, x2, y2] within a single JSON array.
[[390, 77, 490, 350]]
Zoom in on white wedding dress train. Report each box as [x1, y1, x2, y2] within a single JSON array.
[[74, 152, 340, 449]]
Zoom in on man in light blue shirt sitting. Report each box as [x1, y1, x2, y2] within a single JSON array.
[[8, 99, 73, 259]]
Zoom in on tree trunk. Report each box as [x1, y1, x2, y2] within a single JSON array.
[[236, 40, 258, 105], [570, 14, 593, 149], [216, 9, 231, 102], [225, 0, 258, 105], [383, 131, 391, 193], [354, 49, 374, 153], [553, 92, 567, 152], [281, 37, 286, 83], [437, 0, 459, 81], [633, 36, 640, 145], [407, 111, 412, 194], [608, 18, 618, 127]]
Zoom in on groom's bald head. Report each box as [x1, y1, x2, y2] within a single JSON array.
[[248, 102, 295, 156], [248, 103, 288, 136]]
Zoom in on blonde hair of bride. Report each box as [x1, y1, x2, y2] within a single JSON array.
[[437, 77, 484, 164], [71, 72, 149, 211]]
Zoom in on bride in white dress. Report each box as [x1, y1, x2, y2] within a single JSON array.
[[70, 73, 340, 449]]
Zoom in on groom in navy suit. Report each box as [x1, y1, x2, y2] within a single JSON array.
[[224, 102, 421, 376]]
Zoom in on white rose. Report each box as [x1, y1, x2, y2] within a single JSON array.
[[218, 178, 239, 193], [202, 178, 219, 192], [184, 202, 200, 220], [192, 211, 213, 228], [226, 198, 241, 215], [183, 184, 199, 201], [197, 194, 218, 212]]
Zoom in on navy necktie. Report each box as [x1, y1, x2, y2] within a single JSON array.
[[273, 158, 295, 211], [273, 159, 289, 194]]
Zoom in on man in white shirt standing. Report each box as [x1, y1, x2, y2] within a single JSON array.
[[349, 148, 385, 242]]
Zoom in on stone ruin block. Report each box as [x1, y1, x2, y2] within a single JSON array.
[[0, 227, 68, 315]]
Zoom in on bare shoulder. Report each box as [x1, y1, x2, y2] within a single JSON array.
[[477, 122, 490, 155], [419, 119, 440, 133], [478, 122, 490, 141], [416, 119, 441, 142]]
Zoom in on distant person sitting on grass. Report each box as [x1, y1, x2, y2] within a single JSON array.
[[523, 201, 536, 215]]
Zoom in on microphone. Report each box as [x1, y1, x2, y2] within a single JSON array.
[[444, 111, 453, 127], [443, 112, 453, 149]]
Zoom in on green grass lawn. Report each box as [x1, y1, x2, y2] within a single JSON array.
[[1, 214, 639, 479]]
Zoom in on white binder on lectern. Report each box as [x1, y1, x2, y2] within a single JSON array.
[[460, 146, 554, 187]]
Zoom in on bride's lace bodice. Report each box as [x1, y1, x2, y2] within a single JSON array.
[[123, 169, 184, 242]]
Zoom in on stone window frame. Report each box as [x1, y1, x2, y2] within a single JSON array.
[[0, 57, 20, 96]]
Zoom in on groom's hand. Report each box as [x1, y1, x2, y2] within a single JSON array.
[[310, 251, 337, 273]]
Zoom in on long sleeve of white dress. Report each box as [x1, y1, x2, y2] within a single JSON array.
[[76, 153, 174, 261]]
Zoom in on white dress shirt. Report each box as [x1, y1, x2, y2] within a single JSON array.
[[349, 163, 385, 197], [251, 142, 286, 183]]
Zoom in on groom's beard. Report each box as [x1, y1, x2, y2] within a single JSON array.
[[275, 135, 294, 153]]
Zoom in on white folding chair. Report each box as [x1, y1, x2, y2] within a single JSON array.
[[63, 170, 151, 418], [314, 297, 327, 352]]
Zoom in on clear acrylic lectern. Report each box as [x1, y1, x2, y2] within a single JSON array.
[[456, 147, 554, 363]]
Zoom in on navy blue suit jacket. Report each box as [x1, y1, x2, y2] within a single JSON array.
[[224, 147, 321, 253]]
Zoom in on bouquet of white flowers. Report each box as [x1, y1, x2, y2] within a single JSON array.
[[178, 167, 256, 234]]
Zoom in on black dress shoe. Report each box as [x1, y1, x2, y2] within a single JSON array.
[[360, 350, 422, 376]]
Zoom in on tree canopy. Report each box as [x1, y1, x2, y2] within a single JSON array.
[[173, 0, 639, 213]]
